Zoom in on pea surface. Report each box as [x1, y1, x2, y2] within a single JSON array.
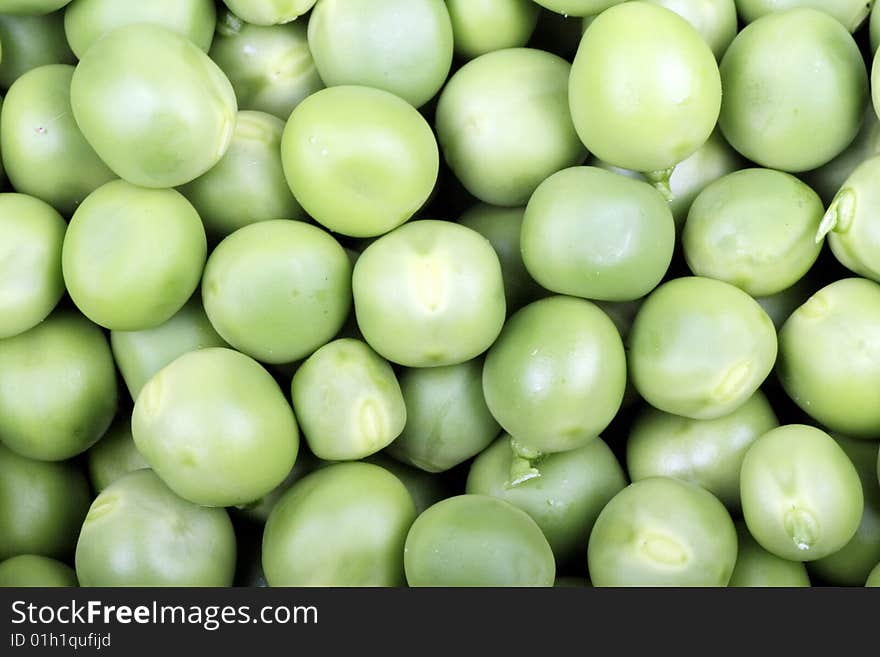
[[728, 522, 810, 587], [0, 13, 74, 89], [646, 0, 738, 60], [0, 555, 77, 587], [735, 0, 872, 31], [445, 0, 539, 59], [86, 416, 149, 494], [221, 0, 316, 26]]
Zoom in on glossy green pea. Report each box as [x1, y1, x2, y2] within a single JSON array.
[[867, 562, 880, 586], [0, 1, 72, 13], [646, 0, 738, 60], [221, 0, 316, 26], [778, 278, 880, 437], [754, 276, 817, 331], [282, 85, 439, 237], [0, 443, 90, 560], [263, 462, 417, 586], [588, 477, 738, 586], [626, 391, 779, 512], [0, 193, 65, 339], [1, 65, 115, 215], [683, 168, 824, 297], [209, 12, 323, 121], [132, 347, 299, 507], [404, 494, 555, 587], [446, 0, 539, 59], [64, 0, 216, 58], [363, 453, 451, 515], [436, 48, 586, 207], [76, 469, 236, 587], [467, 435, 626, 563], [741, 424, 863, 562], [62, 180, 207, 331], [482, 296, 626, 455], [0, 555, 77, 587], [872, 3, 880, 52], [202, 220, 352, 364], [719, 9, 867, 172], [86, 417, 149, 493], [70, 24, 237, 188], [387, 358, 500, 473], [735, 0, 872, 31], [728, 522, 810, 587], [0, 12, 75, 89], [533, 0, 624, 16], [629, 277, 777, 420], [0, 311, 117, 461], [522, 166, 675, 302], [353, 220, 506, 368]]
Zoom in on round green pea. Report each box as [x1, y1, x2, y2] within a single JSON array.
[[75, 469, 236, 586], [0, 555, 77, 587], [0, 311, 117, 461], [741, 424, 863, 562], [719, 9, 867, 172], [735, 0, 872, 31], [86, 416, 149, 493], [70, 24, 237, 188], [0, 442, 90, 560], [0, 193, 65, 339], [728, 522, 810, 587], [872, 3, 880, 52], [132, 347, 299, 507], [202, 220, 352, 364], [281, 85, 439, 238], [221, 0, 316, 26], [522, 166, 675, 302], [353, 220, 506, 368], [629, 277, 778, 420], [482, 296, 626, 455], [404, 494, 555, 587], [435, 48, 586, 207], [588, 477, 738, 586], [532, 1, 624, 16], [0, 12, 75, 89], [263, 462, 417, 586], [0, 1, 72, 13], [445, 0, 540, 59], [867, 562, 880, 586], [646, 0, 738, 60]]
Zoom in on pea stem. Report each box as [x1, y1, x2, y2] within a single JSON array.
[[644, 167, 675, 203]]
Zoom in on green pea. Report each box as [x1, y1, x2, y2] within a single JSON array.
[[0, 1, 72, 13], [467, 435, 626, 564], [86, 416, 149, 493], [64, 0, 216, 58], [0, 12, 75, 89], [728, 522, 810, 587], [741, 424, 863, 562], [646, 0, 738, 60], [719, 9, 867, 172], [482, 296, 626, 456], [522, 166, 675, 302], [62, 180, 207, 331], [0, 555, 77, 587], [436, 48, 585, 207], [683, 168, 825, 297], [209, 12, 323, 121], [202, 220, 352, 364], [629, 277, 778, 420], [735, 0, 872, 31], [132, 347, 299, 507], [867, 562, 880, 586], [353, 220, 506, 367], [754, 275, 818, 331], [570, 2, 721, 182], [220, 0, 316, 26], [70, 24, 237, 188], [76, 469, 236, 586], [281, 85, 439, 238], [0, 311, 117, 461], [387, 358, 500, 473], [532, 1, 624, 16], [363, 452, 451, 515], [588, 477, 738, 586], [404, 494, 555, 587], [872, 2, 880, 52], [0, 442, 90, 560], [777, 278, 880, 437], [263, 462, 417, 586], [446, 0, 540, 59], [0, 193, 65, 339]]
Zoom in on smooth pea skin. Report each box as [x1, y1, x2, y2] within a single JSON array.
[[777, 278, 880, 437], [741, 425, 863, 562], [263, 462, 417, 586], [735, 0, 872, 31], [728, 522, 810, 587], [86, 417, 149, 493], [404, 495, 555, 586], [522, 166, 675, 302], [0, 555, 77, 587], [646, 0, 738, 60], [62, 180, 207, 331], [387, 358, 500, 473], [0, 13, 75, 89], [436, 48, 586, 207], [868, 562, 880, 586], [467, 435, 627, 563], [683, 169, 824, 297], [626, 391, 779, 511], [532, 1, 624, 16], [353, 220, 506, 367], [588, 477, 738, 587], [1, 65, 114, 215], [0, 193, 65, 339], [719, 9, 867, 172], [570, 3, 721, 177], [221, 0, 316, 26], [76, 470, 236, 586], [482, 296, 626, 455], [0, 311, 117, 461], [873, 3, 880, 52], [629, 277, 777, 420], [446, 0, 539, 59], [0, 1, 72, 13], [0, 442, 91, 560], [282, 85, 439, 237], [132, 348, 299, 507], [70, 24, 237, 188], [202, 220, 352, 364], [64, 0, 216, 58]]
